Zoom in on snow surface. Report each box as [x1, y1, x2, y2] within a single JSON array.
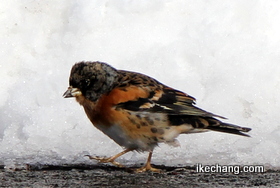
[[1, 0, 279, 169]]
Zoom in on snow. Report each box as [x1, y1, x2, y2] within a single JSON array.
[[1, 0, 279, 169]]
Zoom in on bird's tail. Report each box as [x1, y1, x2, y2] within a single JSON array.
[[169, 115, 252, 137], [200, 117, 251, 137], [207, 122, 251, 137]]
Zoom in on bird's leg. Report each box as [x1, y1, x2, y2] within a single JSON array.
[[85, 148, 132, 168], [134, 150, 161, 173]]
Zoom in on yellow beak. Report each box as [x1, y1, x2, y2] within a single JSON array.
[[63, 86, 82, 98]]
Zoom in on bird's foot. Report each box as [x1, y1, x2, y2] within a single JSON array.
[[134, 165, 162, 173], [85, 155, 124, 168]]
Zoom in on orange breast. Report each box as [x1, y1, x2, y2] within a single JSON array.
[[84, 86, 149, 126], [78, 86, 179, 151]]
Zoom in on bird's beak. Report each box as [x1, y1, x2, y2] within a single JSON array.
[[63, 86, 82, 98]]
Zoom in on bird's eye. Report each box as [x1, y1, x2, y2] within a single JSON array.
[[85, 79, 90, 86]]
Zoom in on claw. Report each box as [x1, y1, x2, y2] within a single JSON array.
[[134, 166, 162, 173], [85, 155, 125, 167]]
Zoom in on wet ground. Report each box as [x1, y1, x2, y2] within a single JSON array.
[[0, 164, 279, 187]]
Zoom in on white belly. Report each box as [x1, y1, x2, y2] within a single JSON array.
[[95, 123, 157, 151]]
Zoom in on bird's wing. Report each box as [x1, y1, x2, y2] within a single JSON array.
[[115, 70, 225, 119], [150, 86, 225, 119]]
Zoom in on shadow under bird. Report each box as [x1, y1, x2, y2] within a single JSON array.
[[63, 61, 251, 172]]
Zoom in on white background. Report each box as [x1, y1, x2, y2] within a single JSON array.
[[1, 0, 279, 169]]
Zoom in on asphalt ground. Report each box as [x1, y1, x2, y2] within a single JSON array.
[[0, 164, 279, 187]]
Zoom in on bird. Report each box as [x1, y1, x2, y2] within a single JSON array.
[[63, 61, 251, 173]]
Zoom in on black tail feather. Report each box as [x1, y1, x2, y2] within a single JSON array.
[[207, 123, 251, 137], [168, 115, 252, 137]]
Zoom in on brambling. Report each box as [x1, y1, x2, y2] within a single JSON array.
[[63, 61, 251, 172]]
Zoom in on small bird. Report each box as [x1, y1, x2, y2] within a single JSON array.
[[63, 61, 251, 172]]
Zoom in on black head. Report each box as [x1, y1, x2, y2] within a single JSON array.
[[67, 61, 118, 101]]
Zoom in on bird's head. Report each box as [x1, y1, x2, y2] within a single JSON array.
[[63, 61, 118, 102]]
